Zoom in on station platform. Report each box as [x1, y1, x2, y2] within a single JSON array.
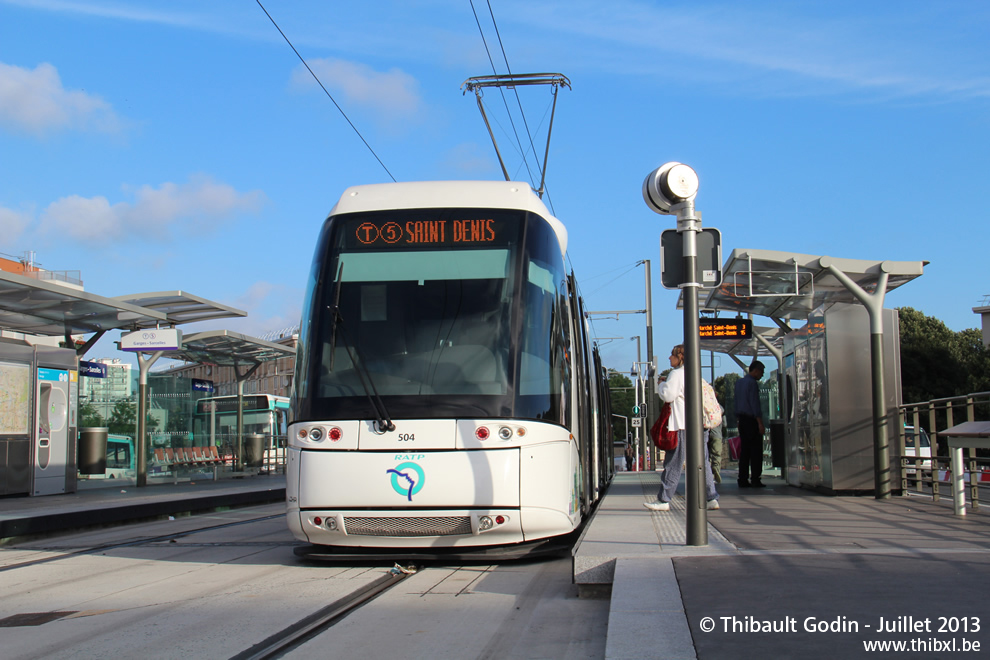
[[2, 470, 989, 657], [0, 474, 286, 542], [578, 470, 990, 659]]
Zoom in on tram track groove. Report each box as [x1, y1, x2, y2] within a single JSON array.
[[230, 564, 417, 660], [0, 513, 286, 573]]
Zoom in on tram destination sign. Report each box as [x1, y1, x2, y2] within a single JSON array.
[[699, 318, 752, 339], [341, 212, 515, 250]]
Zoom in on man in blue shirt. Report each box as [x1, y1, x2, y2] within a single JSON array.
[[734, 360, 766, 488]]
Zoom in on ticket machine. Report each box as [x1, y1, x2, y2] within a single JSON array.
[[0, 341, 77, 496], [34, 351, 78, 495]]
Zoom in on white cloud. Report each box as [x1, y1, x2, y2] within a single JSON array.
[[291, 58, 423, 124], [38, 176, 266, 244], [0, 207, 32, 246], [0, 61, 123, 136]]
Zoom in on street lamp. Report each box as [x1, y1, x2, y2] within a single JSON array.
[[643, 161, 707, 546]]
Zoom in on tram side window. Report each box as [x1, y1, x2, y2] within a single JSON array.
[[519, 261, 555, 396], [519, 257, 571, 426]]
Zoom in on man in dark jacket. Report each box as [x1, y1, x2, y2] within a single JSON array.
[[734, 360, 765, 488]]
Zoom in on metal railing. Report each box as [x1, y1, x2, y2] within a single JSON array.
[[895, 391, 990, 506]]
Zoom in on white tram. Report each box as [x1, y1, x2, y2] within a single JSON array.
[[287, 181, 613, 553]]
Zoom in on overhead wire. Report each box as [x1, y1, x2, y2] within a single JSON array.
[[484, 0, 555, 214], [469, 1, 537, 190], [255, 0, 396, 182]]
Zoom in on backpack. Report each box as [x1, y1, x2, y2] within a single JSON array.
[[701, 379, 723, 429]]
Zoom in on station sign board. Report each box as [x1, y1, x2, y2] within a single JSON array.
[[698, 318, 752, 339], [192, 378, 215, 393], [79, 360, 108, 378], [120, 329, 182, 352]]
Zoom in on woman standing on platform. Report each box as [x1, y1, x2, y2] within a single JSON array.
[[644, 344, 720, 511]]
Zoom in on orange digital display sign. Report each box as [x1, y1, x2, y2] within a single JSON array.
[[699, 318, 753, 339], [349, 219, 501, 248]]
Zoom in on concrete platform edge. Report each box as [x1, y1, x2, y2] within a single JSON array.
[[606, 557, 696, 660], [0, 487, 286, 542]]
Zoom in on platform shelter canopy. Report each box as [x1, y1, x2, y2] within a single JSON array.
[[679, 249, 927, 324], [0, 269, 167, 336], [111, 291, 246, 328], [169, 329, 295, 367]]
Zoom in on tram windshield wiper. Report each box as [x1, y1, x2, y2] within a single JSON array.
[[337, 322, 396, 432], [325, 266, 395, 432]]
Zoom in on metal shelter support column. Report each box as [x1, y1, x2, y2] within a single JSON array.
[[233, 362, 261, 471], [820, 260, 891, 499], [135, 350, 165, 487], [755, 333, 784, 396]]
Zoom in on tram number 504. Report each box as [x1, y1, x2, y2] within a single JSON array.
[[398, 434, 415, 442]]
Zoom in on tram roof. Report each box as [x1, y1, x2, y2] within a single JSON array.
[[328, 180, 568, 255]]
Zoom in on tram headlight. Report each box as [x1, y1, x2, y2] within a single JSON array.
[[498, 426, 513, 440], [309, 427, 324, 441]]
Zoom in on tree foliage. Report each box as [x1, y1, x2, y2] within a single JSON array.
[[79, 403, 105, 429], [898, 306, 990, 404], [608, 372, 636, 442], [106, 400, 160, 437]]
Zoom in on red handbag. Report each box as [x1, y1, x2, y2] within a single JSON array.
[[650, 402, 679, 451]]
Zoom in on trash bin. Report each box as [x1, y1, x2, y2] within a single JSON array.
[[78, 427, 109, 475], [244, 433, 265, 468]]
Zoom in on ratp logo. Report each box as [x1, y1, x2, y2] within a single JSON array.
[[387, 462, 425, 501]]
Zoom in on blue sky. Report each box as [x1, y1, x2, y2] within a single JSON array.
[[1, 0, 988, 378]]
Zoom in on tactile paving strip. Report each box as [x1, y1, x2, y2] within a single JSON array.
[[637, 470, 733, 549]]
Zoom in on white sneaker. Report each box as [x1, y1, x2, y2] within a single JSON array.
[[644, 501, 670, 511], [707, 499, 720, 510]]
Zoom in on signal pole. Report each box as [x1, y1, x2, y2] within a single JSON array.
[[643, 162, 708, 546]]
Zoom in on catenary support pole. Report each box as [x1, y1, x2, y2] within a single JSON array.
[[644, 259, 656, 471]]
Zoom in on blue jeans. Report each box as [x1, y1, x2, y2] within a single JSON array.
[[657, 429, 719, 503]]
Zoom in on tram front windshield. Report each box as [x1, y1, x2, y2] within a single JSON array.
[[294, 208, 570, 425]]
